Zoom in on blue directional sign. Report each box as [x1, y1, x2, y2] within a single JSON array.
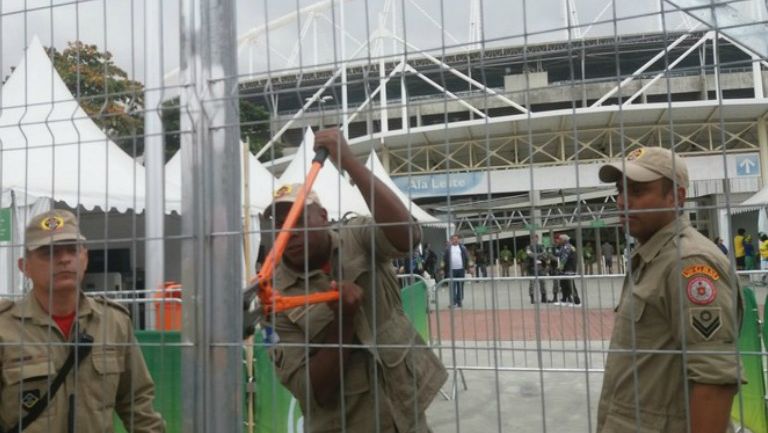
[[736, 155, 759, 176]]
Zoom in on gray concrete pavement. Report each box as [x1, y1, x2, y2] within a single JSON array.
[[419, 273, 766, 433]]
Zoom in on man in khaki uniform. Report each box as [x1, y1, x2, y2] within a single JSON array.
[[0, 210, 164, 433], [262, 129, 447, 433], [597, 148, 743, 433]]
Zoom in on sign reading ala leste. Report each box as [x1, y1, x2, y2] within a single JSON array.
[[392, 172, 485, 198]]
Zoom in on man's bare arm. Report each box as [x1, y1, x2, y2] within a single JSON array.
[[689, 382, 737, 433], [314, 129, 420, 252]]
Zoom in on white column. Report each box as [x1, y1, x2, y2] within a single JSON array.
[[758, 116, 768, 185], [144, 0, 165, 330]]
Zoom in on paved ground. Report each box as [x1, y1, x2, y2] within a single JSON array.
[[431, 308, 615, 341], [418, 275, 767, 433]]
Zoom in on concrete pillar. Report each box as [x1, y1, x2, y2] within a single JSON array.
[[595, 227, 603, 274], [758, 117, 768, 186], [530, 190, 542, 233], [381, 146, 391, 173]]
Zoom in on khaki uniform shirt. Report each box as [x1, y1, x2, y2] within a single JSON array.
[[265, 217, 447, 433], [597, 217, 743, 433], [0, 292, 165, 433]]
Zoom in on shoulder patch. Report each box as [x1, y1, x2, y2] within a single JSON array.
[[686, 276, 717, 305], [93, 296, 131, 316], [0, 298, 14, 314], [681, 264, 720, 280], [690, 307, 721, 340]]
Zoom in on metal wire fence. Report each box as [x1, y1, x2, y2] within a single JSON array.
[[1, 0, 768, 432]]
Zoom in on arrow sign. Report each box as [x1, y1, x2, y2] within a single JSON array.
[[736, 155, 759, 176]]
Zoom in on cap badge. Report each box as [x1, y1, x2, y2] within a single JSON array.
[[274, 185, 292, 198], [626, 148, 645, 161], [40, 216, 65, 232]]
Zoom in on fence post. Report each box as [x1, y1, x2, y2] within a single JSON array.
[[180, 0, 243, 432]]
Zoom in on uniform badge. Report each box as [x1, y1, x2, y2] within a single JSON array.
[[681, 264, 720, 280], [40, 216, 64, 231], [686, 276, 717, 305], [682, 264, 719, 305], [274, 185, 292, 198], [21, 390, 40, 411], [626, 148, 645, 161], [690, 308, 721, 340]]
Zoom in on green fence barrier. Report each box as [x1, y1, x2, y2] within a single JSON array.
[[400, 279, 429, 342], [251, 331, 302, 433], [731, 287, 768, 433], [113, 280, 429, 433]]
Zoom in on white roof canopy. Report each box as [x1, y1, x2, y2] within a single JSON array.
[[278, 128, 370, 218], [0, 36, 180, 213], [165, 146, 276, 214], [735, 185, 768, 214]]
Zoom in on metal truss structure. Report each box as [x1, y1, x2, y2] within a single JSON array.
[[383, 115, 761, 175], [447, 190, 620, 238], [222, 1, 768, 182]]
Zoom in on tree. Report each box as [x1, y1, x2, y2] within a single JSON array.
[[48, 40, 276, 161], [162, 98, 277, 162], [49, 41, 145, 156]]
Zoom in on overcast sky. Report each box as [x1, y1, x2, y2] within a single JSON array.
[[1, 0, 689, 86]]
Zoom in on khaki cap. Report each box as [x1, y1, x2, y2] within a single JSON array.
[[25, 209, 86, 250], [265, 183, 322, 216], [599, 147, 689, 187]]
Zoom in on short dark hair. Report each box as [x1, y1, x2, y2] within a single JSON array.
[[738, 228, 746, 235]]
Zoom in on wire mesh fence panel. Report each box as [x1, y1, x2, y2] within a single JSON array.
[[1, 1, 768, 433]]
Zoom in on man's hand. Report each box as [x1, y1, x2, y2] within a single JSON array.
[[327, 280, 363, 319], [314, 128, 421, 252], [315, 129, 352, 170]]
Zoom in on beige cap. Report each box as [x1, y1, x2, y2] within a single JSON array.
[[599, 147, 689, 187], [265, 183, 322, 215], [25, 209, 86, 250]]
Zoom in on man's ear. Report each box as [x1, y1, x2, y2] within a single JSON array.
[[676, 186, 686, 209], [17, 256, 28, 276]]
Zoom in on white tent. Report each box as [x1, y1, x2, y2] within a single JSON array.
[[363, 150, 440, 224], [278, 128, 370, 219], [0, 36, 180, 214], [739, 187, 768, 210], [165, 148, 277, 275], [165, 147, 276, 213], [736, 187, 768, 235], [0, 37, 181, 295]]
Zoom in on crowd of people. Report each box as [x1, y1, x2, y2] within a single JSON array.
[[725, 228, 768, 270], [394, 236, 623, 283]]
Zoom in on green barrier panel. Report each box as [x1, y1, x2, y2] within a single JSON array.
[[115, 331, 182, 433], [401, 280, 429, 342], [252, 331, 303, 433], [731, 287, 768, 433]]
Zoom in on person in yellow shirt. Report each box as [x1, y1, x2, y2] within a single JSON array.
[[759, 233, 768, 271], [733, 228, 746, 270]]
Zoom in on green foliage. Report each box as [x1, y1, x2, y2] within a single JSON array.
[[49, 41, 144, 156], [161, 97, 277, 162], [48, 40, 276, 161]]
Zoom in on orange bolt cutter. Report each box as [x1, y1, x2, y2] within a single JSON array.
[[243, 147, 340, 337]]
